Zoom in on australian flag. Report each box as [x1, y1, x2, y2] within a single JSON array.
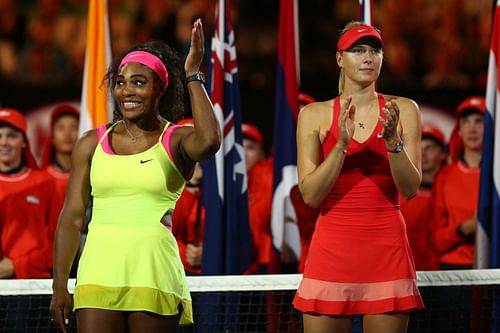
[[201, 0, 252, 276], [271, 0, 301, 262], [358, 0, 372, 25]]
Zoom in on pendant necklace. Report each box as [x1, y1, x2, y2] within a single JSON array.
[[357, 100, 377, 130], [123, 121, 144, 143]]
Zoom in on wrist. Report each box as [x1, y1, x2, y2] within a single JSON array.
[[335, 142, 348, 155], [186, 71, 205, 84], [386, 140, 403, 153], [185, 69, 200, 77]]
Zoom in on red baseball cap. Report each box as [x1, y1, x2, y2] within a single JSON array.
[[0, 108, 38, 169], [299, 92, 316, 106], [0, 108, 27, 133], [41, 104, 80, 168], [448, 96, 486, 162], [177, 118, 194, 126], [456, 96, 485, 117], [421, 123, 445, 147], [50, 104, 79, 124], [337, 25, 384, 51], [242, 123, 263, 145]]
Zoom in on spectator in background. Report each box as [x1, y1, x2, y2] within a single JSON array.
[[243, 123, 273, 274], [400, 123, 447, 271], [430, 96, 485, 333], [172, 118, 205, 275], [431, 96, 485, 270], [0, 108, 58, 278], [41, 104, 79, 211], [40, 104, 79, 265]]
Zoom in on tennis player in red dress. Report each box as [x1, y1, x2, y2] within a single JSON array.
[[293, 21, 424, 333]]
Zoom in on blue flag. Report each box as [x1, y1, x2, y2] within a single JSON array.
[[271, 0, 301, 262], [201, 0, 252, 276]]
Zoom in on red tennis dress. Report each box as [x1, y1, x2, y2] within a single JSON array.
[[293, 94, 424, 314]]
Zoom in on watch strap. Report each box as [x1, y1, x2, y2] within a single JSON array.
[[186, 71, 205, 84]]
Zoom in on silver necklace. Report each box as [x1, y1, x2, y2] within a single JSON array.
[[122, 121, 144, 143]]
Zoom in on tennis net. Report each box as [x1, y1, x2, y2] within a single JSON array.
[[1, 269, 499, 332]]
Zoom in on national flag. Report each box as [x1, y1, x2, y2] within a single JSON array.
[[476, 0, 500, 270], [271, 0, 301, 263], [476, 2, 500, 332], [358, 0, 372, 25], [199, 1, 252, 331], [79, 0, 113, 135], [201, 0, 252, 276]]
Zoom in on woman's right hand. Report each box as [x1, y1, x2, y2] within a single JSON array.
[[338, 96, 355, 148], [50, 289, 73, 332]]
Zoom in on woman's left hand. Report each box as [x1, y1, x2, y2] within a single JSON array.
[[185, 18, 205, 76], [380, 99, 402, 145]]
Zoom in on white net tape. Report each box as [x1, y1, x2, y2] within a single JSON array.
[[2, 269, 500, 296]]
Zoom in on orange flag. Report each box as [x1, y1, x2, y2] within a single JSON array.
[[79, 0, 112, 135]]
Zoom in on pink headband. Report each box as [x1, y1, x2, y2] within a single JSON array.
[[119, 50, 169, 88], [337, 25, 383, 51]]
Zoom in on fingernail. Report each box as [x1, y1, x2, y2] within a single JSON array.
[[65, 318, 69, 325]]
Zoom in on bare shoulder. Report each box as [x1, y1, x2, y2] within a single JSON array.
[[74, 128, 99, 161], [298, 99, 333, 126], [384, 94, 418, 110]]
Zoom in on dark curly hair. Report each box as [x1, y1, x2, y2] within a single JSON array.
[[104, 40, 187, 123]]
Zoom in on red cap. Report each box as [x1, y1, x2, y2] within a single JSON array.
[[242, 123, 263, 145], [41, 104, 80, 168], [177, 118, 194, 126], [0, 108, 27, 133], [448, 96, 486, 162], [299, 92, 316, 106], [456, 96, 485, 116], [0, 108, 38, 169], [337, 25, 384, 51], [50, 104, 79, 124], [421, 123, 445, 146]]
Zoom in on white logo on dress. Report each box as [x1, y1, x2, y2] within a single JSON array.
[[377, 132, 383, 138], [26, 195, 40, 204]]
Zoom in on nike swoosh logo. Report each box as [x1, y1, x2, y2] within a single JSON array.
[[357, 29, 367, 33], [140, 159, 153, 164], [377, 132, 383, 138]]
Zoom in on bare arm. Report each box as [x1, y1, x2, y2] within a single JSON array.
[[297, 99, 354, 208], [381, 97, 422, 199], [50, 130, 96, 332], [173, 19, 221, 175]]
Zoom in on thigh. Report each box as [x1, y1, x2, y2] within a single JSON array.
[[363, 312, 409, 333], [303, 313, 353, 333], [77, 308, 127, 333], [127, 311, 181, 333]]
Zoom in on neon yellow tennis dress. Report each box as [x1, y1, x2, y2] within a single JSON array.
[[73, 122, 192, 324]]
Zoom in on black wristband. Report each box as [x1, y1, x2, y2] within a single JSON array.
[[186, 71, 205, 84]]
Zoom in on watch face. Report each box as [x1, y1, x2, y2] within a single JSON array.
[[198, 72, 205, 83], [395, 142, 403, 152]]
